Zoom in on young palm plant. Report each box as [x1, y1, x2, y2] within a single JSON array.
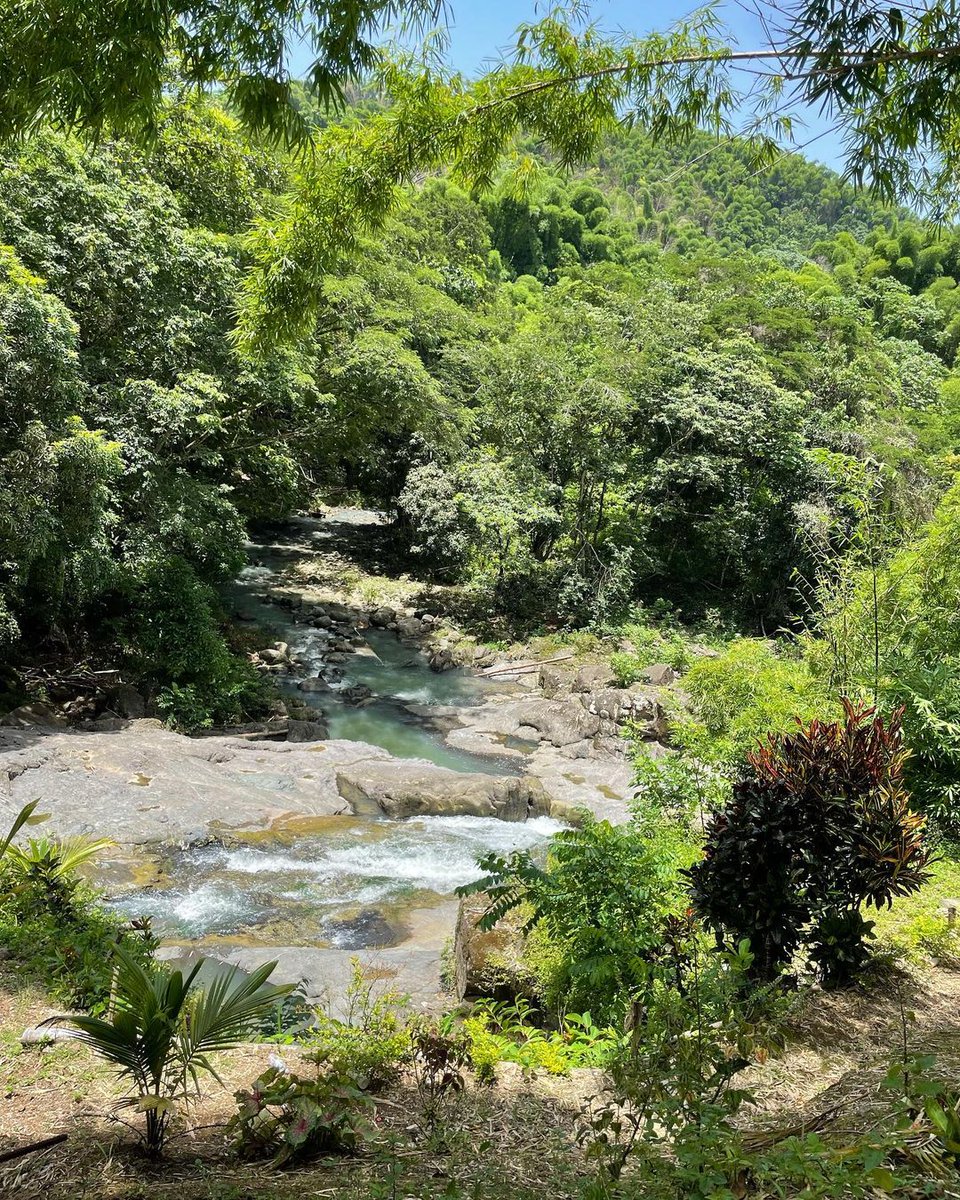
[[0, 799, 49, 858], [44, 950, 293, 1156]]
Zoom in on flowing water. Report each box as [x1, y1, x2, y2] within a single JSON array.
[[112, 515, 556, 956], [109, 814, 563, 948]]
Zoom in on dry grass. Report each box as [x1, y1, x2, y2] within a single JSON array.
[[5, 963, 960, 1197]]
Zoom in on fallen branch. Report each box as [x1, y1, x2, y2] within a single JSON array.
[[479, 652, 574, 677], [0, 1133, 68, 1165]]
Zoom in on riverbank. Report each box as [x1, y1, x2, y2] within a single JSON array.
[[0, 510, 681, 1010]]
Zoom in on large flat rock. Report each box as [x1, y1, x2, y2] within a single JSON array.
[[0, 720, 395, 845]]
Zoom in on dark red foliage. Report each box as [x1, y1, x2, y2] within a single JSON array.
[[689, 700, 933, 985]]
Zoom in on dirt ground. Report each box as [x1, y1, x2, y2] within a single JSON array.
[[4, 960, 960, 1198]]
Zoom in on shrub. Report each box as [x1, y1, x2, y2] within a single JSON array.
[[462, 998, 619, 1079], [0, 808, 155, 1011], [304, 959, 411, 1091], [459, 812, 698, 1020], [680, 638, 836, 765], [689, 701, 933, 985], [409, 1024, 469, 1137], [230, 1060, 373, 1165]]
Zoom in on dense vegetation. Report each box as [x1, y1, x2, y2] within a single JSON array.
[[4, 98, 960, 737], [6, 12, 960, 1189]]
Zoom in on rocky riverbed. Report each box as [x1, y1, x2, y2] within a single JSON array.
[[0, 510, 676, 1012]]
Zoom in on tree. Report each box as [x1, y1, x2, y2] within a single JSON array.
[[0, 1, 445, 144]]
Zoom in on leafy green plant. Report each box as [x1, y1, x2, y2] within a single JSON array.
[[459, 812, 698, 1020], [229, 1059, 373, 1166], [462, 998, 620, 1079], [680, 637, 836, 766], [5, 833, 113, 913], [409, 1024, 469, 1138], [304, 959, 411, 1091], [0, 799, 47, 858], [690, 701, 934, 984], [45, 951, 293, 1156], [576, 920, 785, 1194]]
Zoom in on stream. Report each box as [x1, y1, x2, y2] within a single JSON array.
[[109, 514, 561, 960]]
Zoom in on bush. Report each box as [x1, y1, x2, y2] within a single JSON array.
[[460, 811, 699, 1021], [689, 701, 934, 985], [50, 952, 292, 1156], [462, 998, 619, 1080], [303, 959, 411, 1091], [680, 638, 836, 765], [230, 1060, 373, 1165], [0, 810, 156, 1012]]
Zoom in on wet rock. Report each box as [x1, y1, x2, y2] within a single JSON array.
[[428, 648, 456, 672], [335, 762, 551, 821], [370, 606, 396, 628], [324, 910, 402, 949], [341, 685, 374, 706], [298, 677, 329, 693], [396, 616, 425, 639], [286, 719, 328, 743]]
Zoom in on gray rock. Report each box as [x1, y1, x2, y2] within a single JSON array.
[[286, 719, 329, 743], [573, 663, 619, 693], [335, 761, 551, 821], [106, 684, 146, 719], [0, 721, 393, 845], [396, 616, 425, 639], [298, 677, 329, 693], [0, 703, 65, 729], [370, 606, 396, 628], [639, 663, 676, 686]]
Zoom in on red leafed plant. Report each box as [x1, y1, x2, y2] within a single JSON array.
[[689, 700, 934, 986]]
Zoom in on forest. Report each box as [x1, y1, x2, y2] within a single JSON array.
[[4, 2, 960, 1197]]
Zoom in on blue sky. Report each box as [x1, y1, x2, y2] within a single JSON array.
[[288, 1, 847, 172]]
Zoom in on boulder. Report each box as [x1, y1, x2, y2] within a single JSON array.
[[638, 663, 676, 687], [581, 686, 668, 739], [335, 762, 551, 821], [106, 683, 146, 720], [297, 677, 330, 694], [538, 664, 575, 697], [286, 719, 329, 743], [396, 616, 425, 639], [573, 663, 619, 693], [370, 606, 396, 628], [452, 893, 534, 1001], [0, 702, 65, 729], [512, 697, 600, 747]]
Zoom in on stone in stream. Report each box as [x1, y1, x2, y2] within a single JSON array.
[[335, 761, 550, 821], [298, 677, 330, 693]]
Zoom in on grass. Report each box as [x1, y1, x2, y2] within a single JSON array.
[[871, 857, 960, 965]]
